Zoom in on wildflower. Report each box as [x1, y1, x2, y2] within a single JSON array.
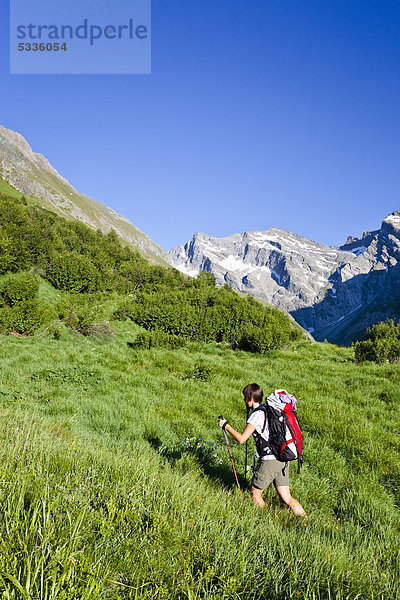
[[275, 514, 279, 518], [382, 574, 386, 578]]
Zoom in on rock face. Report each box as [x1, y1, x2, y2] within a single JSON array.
[[169, 215, 400, 344], [0, 124, 167, 263]]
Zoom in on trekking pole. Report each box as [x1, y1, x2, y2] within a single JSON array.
[[244, 405, 249, 481], [219, 415, 241, 494]]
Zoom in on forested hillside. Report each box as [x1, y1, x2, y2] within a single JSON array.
[[0, 193, 301, 351]]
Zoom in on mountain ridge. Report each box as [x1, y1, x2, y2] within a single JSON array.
[[169, 213, 400, 344], [0, 124, 167, 264]]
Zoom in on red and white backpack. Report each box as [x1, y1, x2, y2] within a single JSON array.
[[252, 390, 304, 474]]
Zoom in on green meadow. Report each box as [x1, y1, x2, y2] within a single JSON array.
[[0, 323, 399, 599]]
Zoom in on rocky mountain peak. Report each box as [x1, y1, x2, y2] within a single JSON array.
[[0, 124, 66, 183], [382, 211, 400, 235], [169, 212, 400, 344]]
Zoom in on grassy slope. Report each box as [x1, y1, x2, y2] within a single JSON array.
[[0, 177, 26, 200], [0, 322, 399, 599]]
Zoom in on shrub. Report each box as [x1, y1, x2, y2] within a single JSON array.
[[0, 299, 51, 335], [117, 284, 299, 354], [0, 227, 14, 274], [354, 319, 400, 363], [354, 339, 377, 363], [128, 331, 187, 350], [56, 295, 112, 338], [236, 326, 274, 353], [0, 272, 39, 306], [70, 320, 113, 338], [46, 253, 100, 293], [0, 273, 52, 335], [183, 361, 213, 381]]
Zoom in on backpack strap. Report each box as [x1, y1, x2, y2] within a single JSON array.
[[249, 405, 272, 459], [250, 405, 268, 432]]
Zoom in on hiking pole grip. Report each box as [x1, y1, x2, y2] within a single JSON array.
[[218, 415, 228, 442]]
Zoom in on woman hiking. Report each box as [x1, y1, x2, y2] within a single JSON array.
[[218, 383, 306, 516]]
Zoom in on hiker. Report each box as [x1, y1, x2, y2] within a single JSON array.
[[218, 383, 306, 516]]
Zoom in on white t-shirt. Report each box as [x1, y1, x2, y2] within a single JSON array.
[[247, 406, 276, 461]]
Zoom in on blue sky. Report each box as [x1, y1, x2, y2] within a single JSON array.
[[1, 0, 399, 251]]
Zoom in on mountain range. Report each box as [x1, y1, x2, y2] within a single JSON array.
[[168, 217, 400, 344], [1, 123, 399, 344]]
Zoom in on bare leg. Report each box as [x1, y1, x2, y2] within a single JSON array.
[[251, 486, 265, 508], [276, 485, 306, 516]]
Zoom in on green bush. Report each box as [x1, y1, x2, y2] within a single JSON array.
[[0, 272, 52, 335], [55, 294, 112, 337], [0, 299, 51, 335], [0, 272, 39, 306], [183, 361, 213, 381], [129, 330, 187, 350], [354, 319, 400, 363], [46, 253, 100, 293], [237, 325, 274, 353], [117, 285, 300, 353]]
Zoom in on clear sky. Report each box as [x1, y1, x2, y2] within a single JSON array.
[[1, 0, 399, 251]]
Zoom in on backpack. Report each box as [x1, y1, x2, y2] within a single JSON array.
[[252, 390, 304, 474]]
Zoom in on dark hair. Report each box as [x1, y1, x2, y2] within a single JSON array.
[[242, 383, 263, 404]]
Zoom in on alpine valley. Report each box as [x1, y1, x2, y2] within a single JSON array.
[[1, 123, 399, 345]]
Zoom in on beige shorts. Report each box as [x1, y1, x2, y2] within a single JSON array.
[[252, 459, 289, 489]]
